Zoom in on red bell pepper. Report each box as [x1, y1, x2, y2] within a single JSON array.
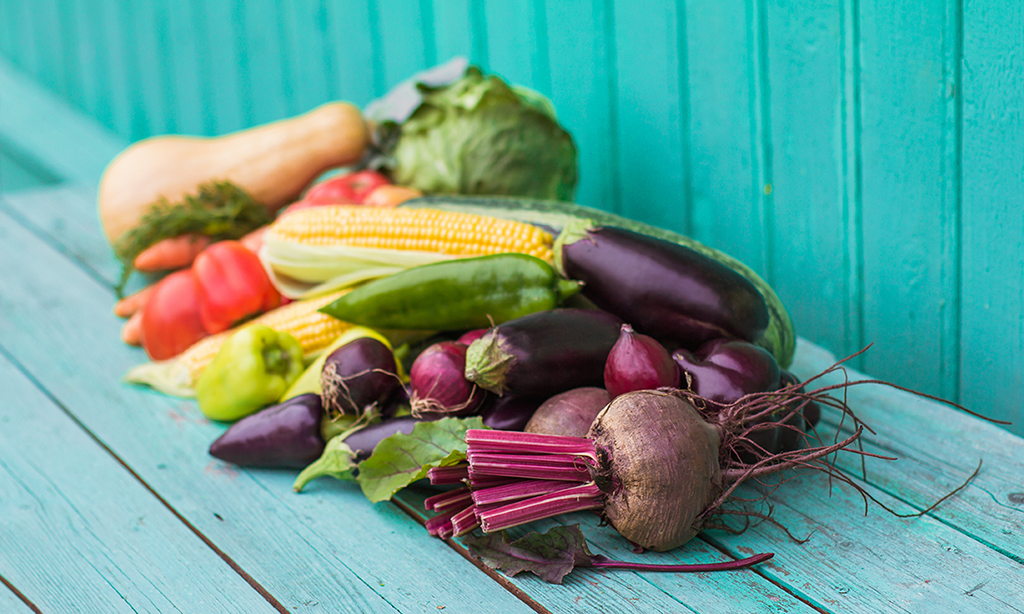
[[193, 240, 280, 334], [303, 170, 391, 205], [140, 269, 208, 361]]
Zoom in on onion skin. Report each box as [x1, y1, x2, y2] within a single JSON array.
[[465, 308, 622, 397], [560, 226, 769, 349], [320, 337, 401, 417], [588, 390, 722, 552], [410, 342, 485, 417], [208, 393, 325, 469], [525, 387, 610, 438], [604, 324, 679, 399]]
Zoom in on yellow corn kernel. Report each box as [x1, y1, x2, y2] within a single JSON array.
[[178, 290, 351, 382], [265, 205, 554, 262]]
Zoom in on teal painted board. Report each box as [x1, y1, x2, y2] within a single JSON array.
[[762, 0, 858, 364], [961, 0, 1024, 430], [0, 352, 280, 613], [125, 0, 174, 139], [544, 0, 619, 213], [483, 1, 551, 95], [237, 0, 290, 128], [0, 146, 59, 192], [429, 0, 478, 67], [279, 1, 334, 117], [856, 0, 962, 402], [0, 586, 34, 614], [610, 0, 690, 228], [684, 0, 768, 277], [95, 0, 134, 138], [323, 0, 379, 106], [199, 0, 247, 134], [0, 196, 539, 613], [67, 0, 109, 131], [374, 0, 433, 93]]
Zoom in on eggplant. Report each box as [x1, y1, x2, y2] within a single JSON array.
[[672, 339, 781, 405], [209, 393, 325, 469], [479, 394, 546, 431], [559, 225, 769, 349], [342, 416, 426, 460], [320, 337, 401, 417], [464, 308, 622, 397]]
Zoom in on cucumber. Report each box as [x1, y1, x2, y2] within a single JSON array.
[[400, 196, 795, 368]]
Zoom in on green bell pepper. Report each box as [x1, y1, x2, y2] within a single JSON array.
[[196, 324, 305, 422]]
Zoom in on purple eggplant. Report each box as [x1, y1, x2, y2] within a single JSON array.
[[672, 339, 781, 405], [209, 393, 325, 469], [479, 394, 546, 431], [342, 416, 427, 460], [559, 226, 769, 349], [464, 308, 622, 397], [320, 337, 401, 417]]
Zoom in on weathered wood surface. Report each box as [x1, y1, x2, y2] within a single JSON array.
[[2, 181, 1023, 613]]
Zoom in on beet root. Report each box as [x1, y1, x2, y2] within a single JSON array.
[[588, 389, 723, 551], [525, 387, 610, 438]]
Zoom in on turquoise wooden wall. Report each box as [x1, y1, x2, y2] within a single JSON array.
[[1, 0, 1022, 433]]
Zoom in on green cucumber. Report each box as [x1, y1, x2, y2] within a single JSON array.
[[400, 196, 795, 368]]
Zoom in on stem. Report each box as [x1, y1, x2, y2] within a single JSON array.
[[427, 464, 469, 485], [467, 453, 594, 482], [424, 486, 473, 512], [587, 552, 774, 573], [466, 429, 598, 459], [478, 482, 604, 533], [471, 479, 573, 508]]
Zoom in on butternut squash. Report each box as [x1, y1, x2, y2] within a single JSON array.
[[98, 102, 370, 245]]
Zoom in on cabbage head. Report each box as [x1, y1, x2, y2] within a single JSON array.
[[387, 67, 578, 201]]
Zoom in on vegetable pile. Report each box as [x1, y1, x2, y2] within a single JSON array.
[[101, 60, 988, 587]]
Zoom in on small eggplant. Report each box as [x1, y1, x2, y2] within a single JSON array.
[[320, 337, 401, 417], [672, 339, 781, 405], [479, 394, 546, 431], [209, 393, 325, 469], [342, 416, 426, 460], [465, 308, 622, 397], [559, 225, 769, 349]]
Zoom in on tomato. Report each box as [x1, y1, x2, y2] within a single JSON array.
[[193, 240, 279, 334], [303, 170, 391, 205], [140, 269, 208, 361]]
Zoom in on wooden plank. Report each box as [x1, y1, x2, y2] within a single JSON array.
[[323, 0, 378, 106], [0, 58, 125, 186], [960, 0, 1024, 431], [789, 340, 1024, 560], [94, 0, 133, 139], [430, 0, 476, 65], [762, 0, 858, 365], [0, 352, 279, 613], [544, 0, 619, 212], [374, 0, 432, 93], [683, 0, 767, 277], [483, 1, 551, 94], [855, 0, 962, 401], [0, 147, 59, 193], [238, 0, 290, 127], [279, 0, 334, 117], [198, 0, 247, 134], [0, 200, 538, 613], [609, 0, 690, 229], [67, 0, 108, 130], [0, 585, 35, 614], [395, 487, 818, 613]]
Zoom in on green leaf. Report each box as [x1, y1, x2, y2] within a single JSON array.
[[292, 436, 359, 493], [462, 525, 595, 584], [356, 416, 483, 503]]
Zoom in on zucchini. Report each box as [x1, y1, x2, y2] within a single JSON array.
[[400, 196, 795, 368]]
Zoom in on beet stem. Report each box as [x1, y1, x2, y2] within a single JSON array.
[[587, 552, 774, 573], [467, 454, 594, 482], [466, 429, 598, 458], [471, 479, 577, 507], [424, 486, 474, 512], [451, 506, 481, 536], [478, 482, 603, 533], [428, 464, 470, 485]]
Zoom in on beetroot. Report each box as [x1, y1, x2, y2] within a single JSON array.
[[409, 341, 485, 417], [524, 387, 610, 438], [603, 324, 679, 398]]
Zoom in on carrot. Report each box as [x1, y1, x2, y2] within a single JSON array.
[[121, 311, 144, 346], [134, 234, 211, 272], [362, 185, 423, 208], [114, 284, 156, 318]]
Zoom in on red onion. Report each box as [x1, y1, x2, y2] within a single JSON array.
[[603, 324, 679, 398], [410, 341, 485, 417]]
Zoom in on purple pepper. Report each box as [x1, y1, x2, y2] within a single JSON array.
[[209, 393, 325, 469]]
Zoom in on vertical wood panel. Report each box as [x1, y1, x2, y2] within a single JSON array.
[[97, 0, 134, 138], [483, 0, 550, 94], [128, 1, 173, 137], [684, 0, 766, 276], [6, 0, 40, 81], [199, 0, 245, 133], [279, 1, 333, 116], [610, 0, 689, 228], [856, 1, 961, 398], [544, 0, 617, 211], [323, 0, 378, 106], [961, 0, 1024, 427], [374, 0, 432, 92], [67, 0, 105, 126], [763, 0, 854, 361], [430, 0, 476, 64], [237, 0, 289, 126], [55, 0, 85, 112], [35, 0, 68, 98]]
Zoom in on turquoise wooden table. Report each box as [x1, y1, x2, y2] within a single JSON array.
[[2, 59, 1024, 614]]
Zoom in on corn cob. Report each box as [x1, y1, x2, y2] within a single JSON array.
[[266, 205, 554, 262], [178, 290, 351, 382]]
